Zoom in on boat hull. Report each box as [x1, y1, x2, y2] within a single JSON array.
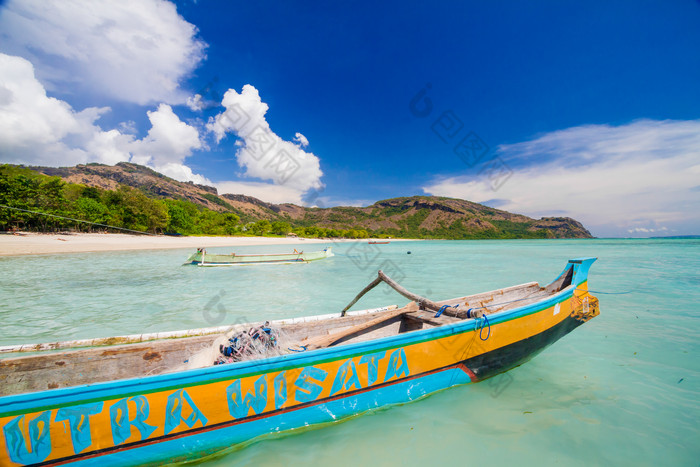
[[0, 259, 599, 466], [185, 247, 333, 266]]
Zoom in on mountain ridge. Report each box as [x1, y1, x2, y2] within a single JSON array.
[[22, 163, 593, 239]]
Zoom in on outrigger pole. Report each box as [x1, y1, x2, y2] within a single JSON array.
[[340, 270, 471, 317], [308, 270, 471, 351]]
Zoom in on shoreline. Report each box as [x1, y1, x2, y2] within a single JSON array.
[[0, 232, 412, 256]]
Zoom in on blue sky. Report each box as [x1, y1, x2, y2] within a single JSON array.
[[0, 1, 698, 237]]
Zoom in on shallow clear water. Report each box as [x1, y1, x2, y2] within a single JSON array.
[[1, 239, 698, 466]]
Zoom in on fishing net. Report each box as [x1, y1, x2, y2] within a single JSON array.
[[214, 322, 291, 365]]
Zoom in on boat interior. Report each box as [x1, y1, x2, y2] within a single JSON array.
[[0, 266, 576, 397]]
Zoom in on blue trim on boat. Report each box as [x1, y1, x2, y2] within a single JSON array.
[[44, 367, 472, 466]]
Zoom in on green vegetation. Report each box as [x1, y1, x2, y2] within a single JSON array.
[[0, 165, 236, 235], [201, 193, 236, 211], [291, 226, 370, 239], [489, 220, 552, 239], [0, 164, 589, 239], [0, 165, 372, 238]]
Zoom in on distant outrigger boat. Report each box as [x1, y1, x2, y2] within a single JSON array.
[[0, 258, 598, 466], [368, 240, 390, 244], [184, 247, 333, 266]]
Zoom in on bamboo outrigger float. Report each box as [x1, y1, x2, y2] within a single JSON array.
[[184, 247, 333, 266], [0, 258, 599, 466]]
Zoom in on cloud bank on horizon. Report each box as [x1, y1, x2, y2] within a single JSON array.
[[423, 119, 700, 237]]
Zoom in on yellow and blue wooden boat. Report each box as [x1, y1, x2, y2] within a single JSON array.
[[184, 247, 333, 266], [0, 258, 599, 466]]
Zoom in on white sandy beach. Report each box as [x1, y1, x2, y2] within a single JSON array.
[[0, 232, 387, 256]]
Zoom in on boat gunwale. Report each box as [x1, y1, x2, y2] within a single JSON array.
[[193, 259, 309, 266], [0, 280, 586, 417], [202, 251, 320, 258], [186, 248, 332, 266], [190, 248, 331, 259], [0, 305, 399, 355]]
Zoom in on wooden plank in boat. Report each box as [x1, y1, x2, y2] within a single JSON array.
[[404, 310, 462, 326], [303, 302, 418, 350]]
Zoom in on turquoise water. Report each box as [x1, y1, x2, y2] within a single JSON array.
[[1, 239, 699, 465]]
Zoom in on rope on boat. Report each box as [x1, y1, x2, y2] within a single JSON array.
[[576, 287, 633, 295], [434, 304, 458, 318], [465, 294, 548, 315], [0, 204, 158, 235], [464, 307, 491, 340], [479, 315, 491, 341], [471, 285, 613, 315]]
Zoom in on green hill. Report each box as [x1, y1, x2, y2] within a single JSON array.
[[0, 163, 592, 239]]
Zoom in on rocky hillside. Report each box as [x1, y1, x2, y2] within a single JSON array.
[[27, 163, 592, 239], [285, 197, 592, 239], [35, 163, 229, 212]]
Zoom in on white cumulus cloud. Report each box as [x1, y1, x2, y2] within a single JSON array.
[[423, 119, 700, 237], [0, 0, 206, 105], [294, 132, 309, 148], [130, 104, 202, 168], [216, 181, 308, 205], [186, 94, 205, 112], [627, 227, 668, 234], [207, 84, 323, 195], [0, 53, 131, 165], [130, 103, 209, 184], [0, 53, 208, 184]]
